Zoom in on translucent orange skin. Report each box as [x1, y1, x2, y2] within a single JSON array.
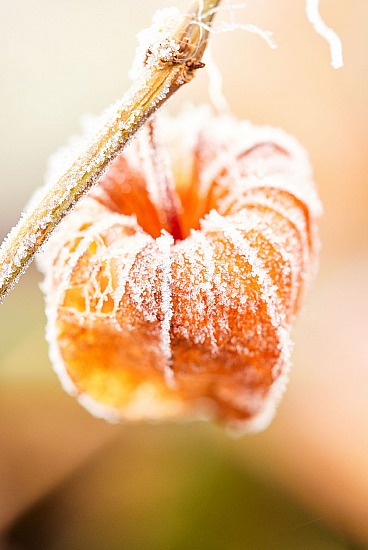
[[41, 114, 319, 431]]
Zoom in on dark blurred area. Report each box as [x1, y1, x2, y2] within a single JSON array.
[[0, 1, 368, 548]]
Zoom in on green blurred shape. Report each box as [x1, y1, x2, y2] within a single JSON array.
[[6, 424, 351, 550]]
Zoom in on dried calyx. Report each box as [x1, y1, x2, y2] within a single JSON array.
[[39, 106, 321, 430]]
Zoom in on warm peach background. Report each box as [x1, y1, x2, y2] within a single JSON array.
[[0, 0, 367, 547]]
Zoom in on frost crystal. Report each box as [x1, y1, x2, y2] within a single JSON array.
[[129, 8, 183, 81], [306, 0, 344, 69]]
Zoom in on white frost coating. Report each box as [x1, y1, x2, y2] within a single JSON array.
[[44, 295, 80, 397], [217, 162, 322, 224], [60, 215, 135, 309], [112, 233, 152, 311], [230, 371, 290, 433], [40, 212, 141, 397], [205, 210, 291, 375], [160, 104, 212, 189], [137, 125, 166, 223], [198, 0, 342, 68], [306, 0, 344, 69], [231, 208, 302, 316], [129, 7, 183, 81], [187, 0, 277, 49], [197, 0, 205, 18], [137, 119, 181, 230], [193, 231, 218, 351], [127, 243, 162, 324], [37, 101, 319, 429], [156, 231, 175, 387], [230, 23, 276, 49], [174, 229, 228, 349], [197, 1, 246, 22], [206, 210, 281, 328], [183, 110, 322, 219], [225, 172, 322, 220], [194, 19, 277, 49]]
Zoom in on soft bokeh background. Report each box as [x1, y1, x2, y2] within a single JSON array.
[[0, 0, 367, 548]]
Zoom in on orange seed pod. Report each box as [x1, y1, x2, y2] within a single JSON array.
[[38, 107, 321, 432]]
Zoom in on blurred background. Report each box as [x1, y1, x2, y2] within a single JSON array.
[[0, 0, 367, 548]]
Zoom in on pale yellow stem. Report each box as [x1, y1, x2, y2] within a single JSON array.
[[0, 0, 221, 303]]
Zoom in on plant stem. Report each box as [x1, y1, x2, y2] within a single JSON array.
[[0, 0, 221, 303]]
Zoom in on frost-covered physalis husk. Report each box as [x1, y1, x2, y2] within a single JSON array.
[[38, 106, 321, 432]]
